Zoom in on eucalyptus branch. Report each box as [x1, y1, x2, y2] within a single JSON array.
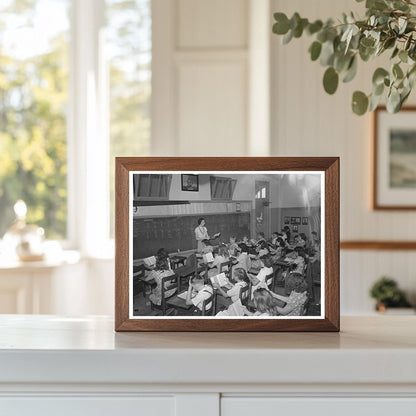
[[272, 0, 416, 115]]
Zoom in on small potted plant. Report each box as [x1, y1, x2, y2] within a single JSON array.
[[370, 276, 413, 313]]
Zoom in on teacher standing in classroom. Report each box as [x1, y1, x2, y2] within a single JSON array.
[[195, 217, 221, 252], [195, 218, 210, 252]]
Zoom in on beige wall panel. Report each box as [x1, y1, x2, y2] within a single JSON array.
[[177, 0, 248, 49], [177, 61, 247, 156]]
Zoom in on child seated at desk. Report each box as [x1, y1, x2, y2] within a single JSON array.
[[205, 246, 230, 278], [185, 275, 214, 314], [242, 288, 281, 316], [232, 244, 251, 273], [294, 234, 306, 248], [250, 241, 270, 270], [240, 235, 250, 245], [200, 239, 214, 254], [213, 267, 249, 305], [269, 231, 280, 247], [248, 254, 274, 295], [228, 236, 239, 257], [145, 256, 177, 306], [281, 226, 291, 243], [156, 247, 172, 270], [284, 247, 306, 275], [270, 238, 287, 262], [269, 273, 308, 316]]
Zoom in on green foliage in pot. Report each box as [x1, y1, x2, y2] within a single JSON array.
[[369, 276, 411, 307], [272, 0, 416, 115]]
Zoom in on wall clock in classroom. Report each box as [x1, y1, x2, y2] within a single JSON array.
[[115, 157, 339, 332]]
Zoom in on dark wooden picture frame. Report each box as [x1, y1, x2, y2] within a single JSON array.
[[115, 157, 340, 332], [373, 106, 416, 210], [181, 173, 199, 192]]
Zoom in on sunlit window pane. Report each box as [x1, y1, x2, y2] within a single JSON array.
[[106, 0, 151, 237], [0, 0, 70, 239]]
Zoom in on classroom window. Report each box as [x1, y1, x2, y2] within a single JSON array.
[[255, 184, 268, 200], [0, 0, 70, 239], [134, 174, 172, 200], [210, 177, 237, 200]]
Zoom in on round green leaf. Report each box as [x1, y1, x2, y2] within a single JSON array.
[[372, 68, 389, 86], [307, 20, 323, 35], [352, 91, 369, 115], [334, 52, 352, 73], [309, 41, 322, 61], [342, 56, 357, 83], [360, 37, 375, 48], [282, 29, 293, 45], [273, 13, 290, 35], [373, 82, 384, 96], [323, 67, 339, 95], [391, 47, 399, 59], [384, 37, 396, 50], [320, 40, 335, 66], [369, 92, 383, 112], [387, 88, 401, 113], [359, 44, 375, 62], [399, 50, 408, 63], [393, 63, 404, 79]]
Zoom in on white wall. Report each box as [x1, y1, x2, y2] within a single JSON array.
[[28, 0, 414, 317], [152, 0, 255, 156], [271, 0, 416, 313]]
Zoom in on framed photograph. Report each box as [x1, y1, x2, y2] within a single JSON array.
[[373, 106, 416, 209], [292, 225, 298, 233], [284, 216, 290, 225], [115, 157, 339, 332], [302, 217, 309, 225], [181, 174, 199, 192]]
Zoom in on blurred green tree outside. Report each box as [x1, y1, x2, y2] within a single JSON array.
[[0, 0, 69, 239], [0, 0, 151, 240]]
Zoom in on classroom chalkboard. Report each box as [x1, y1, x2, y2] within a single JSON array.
[[133, 212, 251, 259]]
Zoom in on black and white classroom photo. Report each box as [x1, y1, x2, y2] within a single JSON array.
[[130, 172, 324, 319]]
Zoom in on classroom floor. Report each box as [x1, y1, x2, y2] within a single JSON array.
[[132, 290, 321, 317], [133, 293, 157, 316]]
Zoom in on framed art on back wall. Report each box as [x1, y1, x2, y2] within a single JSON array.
[[374, 106, 416, 210], [115, 157, 340, 332]]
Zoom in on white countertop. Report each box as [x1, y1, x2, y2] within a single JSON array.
[[0, 315, 415, 387]]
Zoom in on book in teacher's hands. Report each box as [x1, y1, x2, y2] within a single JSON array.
[[210, 272, 229, 287]]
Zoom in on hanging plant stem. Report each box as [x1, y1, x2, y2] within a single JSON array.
[[272, 0, 416, 115]]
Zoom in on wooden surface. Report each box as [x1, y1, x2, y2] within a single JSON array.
[[341, 240, 416, 250], [115, 157, 339, 332]]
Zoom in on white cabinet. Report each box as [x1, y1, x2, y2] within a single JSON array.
[[221, 398, 416, 416], [1, 316, 416, 415], [1, 397, 175, 416]]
